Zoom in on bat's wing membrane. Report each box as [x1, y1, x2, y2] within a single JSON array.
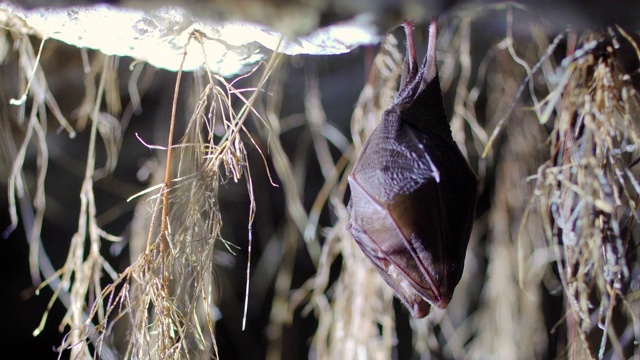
[[348, 113, 453, 317]]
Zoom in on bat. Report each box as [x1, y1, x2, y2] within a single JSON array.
[[347, 20, 478, 318]]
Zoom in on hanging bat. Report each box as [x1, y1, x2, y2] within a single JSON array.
[[347, 20, 478, 318]]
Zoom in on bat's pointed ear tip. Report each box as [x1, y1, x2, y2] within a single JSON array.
[[412, 301, 431, 318], [435, 298, 450, 310]]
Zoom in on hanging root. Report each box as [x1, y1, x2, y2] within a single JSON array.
[[532, 26, 640, 358]]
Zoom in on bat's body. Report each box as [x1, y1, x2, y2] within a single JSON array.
[[347, 20, 478, 318]]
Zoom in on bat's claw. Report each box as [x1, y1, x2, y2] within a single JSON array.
[[422, 19, 438, 89], [403, 21, 417, 71], [400, 21, 418, 92]]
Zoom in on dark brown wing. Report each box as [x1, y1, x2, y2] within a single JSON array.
[[348, 110, 448, 317]]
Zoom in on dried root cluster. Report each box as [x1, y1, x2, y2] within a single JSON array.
[[532, 27, 640, 358]]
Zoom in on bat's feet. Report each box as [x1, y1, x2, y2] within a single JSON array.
[[403, 21, 417, 70], [424, 19, 438, 83]]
